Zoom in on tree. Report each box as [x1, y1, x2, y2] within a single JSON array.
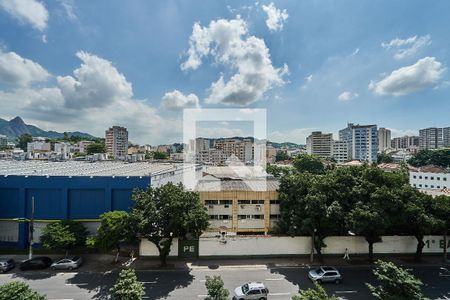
[[130, 183, 209, 266], [152, 151, 169, 160], [408, 149, 450, 168], [91, 211, 134, 263], [377, 152, 394, 164], [347, 202, 387, 261], [266, 164, 294, 178], [204, 276, 229, 300], [0, 281, 46, 300], [40, 221, 88, 256], [86, 142, 106, 154], [293, 154, 325, 174], [275, 150, 290, 162], [292, 282, 338, 300], [17, 133, 33, 151], [431, 195, 450, 262], [367, 260, 427, 300], [110, 268, 144, 300]]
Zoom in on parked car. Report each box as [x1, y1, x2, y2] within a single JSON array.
[[0, 258, 15, 273], [51, 256, 83, 270], [308, 266, 342, 284], [233, 282, 269, 300], [19, 257, 52, 271]]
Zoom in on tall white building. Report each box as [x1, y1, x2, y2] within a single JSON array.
[[339, 123, 378, 163], [306, 131, 332, 159], [331, 140, 349, 163], [378, 128, 391, 152], [105, 126, 128, 159], [410, 165, 449, 190]]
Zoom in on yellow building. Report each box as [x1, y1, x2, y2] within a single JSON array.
[[197, 178, 280, 235]]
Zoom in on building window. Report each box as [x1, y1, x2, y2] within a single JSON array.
[[205, 200, 218, 205], [270, 200, 281, 204], [413, 175, 417, 179], [419, 176, 422, 179], [238, 200, 251, 204], [431, 177, 434, 180], [270, 214, 281, 220], [437, 177, 440, 181], [425, 176, 428, 180], [419, 184, 422, 187], [444, 178, 447, 181], [251, 200, 264, 204], [219, 200, 232, 205]]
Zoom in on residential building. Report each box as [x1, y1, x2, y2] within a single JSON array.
[[378, 128, 391, 152], [391, 136, 420, 150], [27, 141, 51, 153], [331, 140, 348, 163], [214, 138, 253, 164], [419, 127, 450, 150], [77, 140, 94, 153], [0, 135, 7, 147], [339, 123, 378, 163], [409, 165, 449, 190], [306, 131, 332, 159], [105, 126, 128, 159]]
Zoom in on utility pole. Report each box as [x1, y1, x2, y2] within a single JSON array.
[[28, 196, 35, 260], [310, 228, 316, 263]]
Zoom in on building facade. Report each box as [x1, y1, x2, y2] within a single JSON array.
[[419, 127, 450, 150], [331, 140, 349, 163], [409, 165, 449, 190], [391, 136, 420, 150], [0, 135, 7, 147], [105, 126, 128, 159], [306, 131, 332, 159], [378, 128, 391, 152], [339, 123, 378, 163]]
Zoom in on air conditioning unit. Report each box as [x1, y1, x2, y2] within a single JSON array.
[[256, 205, 261, 210]]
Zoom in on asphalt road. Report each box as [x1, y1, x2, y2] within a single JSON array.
[[0, 265, 449, 300]]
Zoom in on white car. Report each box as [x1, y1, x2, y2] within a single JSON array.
[[232, 282, 269, 300]]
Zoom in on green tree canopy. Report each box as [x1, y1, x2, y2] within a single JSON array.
[[293, 154, 325, 174], [151, 151, 169, 160], [276, 150, 290, 162], [367, 260, 427, 300], [110, 268, 144, 300], [16, 133, 33, 151], [408, 149, 450, 168], [204, 276, 229, 300], [86, 142, 106, 154], [292, 282, 338, 300], [40, 220, 88, 256], [377, 152, 394, 164], [130, 182, 209, 266], [0, 281, 46, 300]]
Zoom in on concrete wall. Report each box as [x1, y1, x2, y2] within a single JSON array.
[[139, 238, 179, 257], [140, 235, 448, 257]]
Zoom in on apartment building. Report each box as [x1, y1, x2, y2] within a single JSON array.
[[378, 127, 391, 152], [214, 138, 253, 164], [306, 131, 332, 159], [409, 165, 449, 190], [339, 123, 378, 163], [198, 178, 280, 234], [0, 135, 7, 147], [331, 140, 349, 163], [419, 127, 450, 150], [105, 126, 128, 159], [391, 136, 420, 150]]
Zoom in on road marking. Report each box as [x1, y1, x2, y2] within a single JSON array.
[[199, 279, 206, 282], [265, 277, 284, 281], [269, 292, 291, 296], [335, 290, 358, 294], [197, 294, 208, 298], [141, 281, 157, 284], [65, 283, 88, 286]]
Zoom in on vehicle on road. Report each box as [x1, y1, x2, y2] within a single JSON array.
[[308, 266, 343, 284], [232, 282, 269, 300], [51, 256, 83, 270], [19, 256, 53, 271], [0, 258, 15, 273]]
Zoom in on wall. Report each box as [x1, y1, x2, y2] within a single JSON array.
[[139, 235, 448, 257], [140, 238, 179, 257]]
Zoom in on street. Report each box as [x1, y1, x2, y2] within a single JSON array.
[[0, 264, 449, 300]]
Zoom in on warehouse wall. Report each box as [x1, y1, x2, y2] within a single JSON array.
[[0, 175, 151, 248]]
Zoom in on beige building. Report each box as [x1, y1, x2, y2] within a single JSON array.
[[306, 131, 332, 159], [198, 178, 280, 234], [331, 140, 348, 163], [378, 127, 391, 152], [105, 126, 128, 159]]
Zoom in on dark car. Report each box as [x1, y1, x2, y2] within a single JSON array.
[[0, 258, 15, 273], [19, 257, 53, 271]]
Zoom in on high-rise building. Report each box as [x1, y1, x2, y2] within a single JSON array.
[[331, 140, 349, 163], [0, 135, 7, 147], [419, 127, 450, 150], [378, 128, 391, 152], [105, 126, 128, 159], [391, 136, 419, 150], [214, 138, 253, 163], [339, 123, 378, 163], [306, 131, 332, 159]]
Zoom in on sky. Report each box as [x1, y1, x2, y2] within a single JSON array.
[[0, 0, 449, 145]]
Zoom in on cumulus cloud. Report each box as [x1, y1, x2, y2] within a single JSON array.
[[161, 90, 200, 111], [369, 57, 445, 96], [382, 35, 431, 60], [181, 17, 288, 106], [0, 0, 48, 31], [57, 51, 133, 108], [261, 2, 288, 32], [338, 91, 359, 102], [0, 50, 50, 86], [0, 51, 179, 144]]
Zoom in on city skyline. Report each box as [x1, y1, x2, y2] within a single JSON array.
[[0, 1, 449, 145]]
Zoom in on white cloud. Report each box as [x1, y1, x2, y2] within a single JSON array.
[[58, 0, 76, 20], [382, 35, 431, 60], [181, 17, 288, 105], [0, 51, 180, 144], [269, 128, 314, 144], [0, 0, 48, 31], [369, 57, 445, 96], [0, 50, 50, 86], [161, 90, 200, 111], [338, 91, 359, 102], [57, 51, 133, 108], [261, 2, 288, 32]]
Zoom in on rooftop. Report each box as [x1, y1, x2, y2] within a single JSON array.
[[410, 165, 449, 174], [0, 160, 189, 177], [196, 178, 279, 192]]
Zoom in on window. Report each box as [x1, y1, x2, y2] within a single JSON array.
[[419, 184, 422, 187], [270, 200, 281, 204], [419, 176, 422, 179], [437, 177, 440, 181], [413, 175, 417, 179], [425, 176, 428, 180], [431, 177, 434, 180], [253, 215, 264, 219], [248, 290, 261, 295], [238, 200, 251, 204], [431, 185, 434, 188], [210, 215, 232, 220], [270, 214, 281, 220], [205, 200, 218, 205], [444, 178, 447, 181], [219, 200, 232, 205], [251, 200, 264, 204]]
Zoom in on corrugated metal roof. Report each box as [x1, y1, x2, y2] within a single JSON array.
[[196, 178, 279, 192]]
